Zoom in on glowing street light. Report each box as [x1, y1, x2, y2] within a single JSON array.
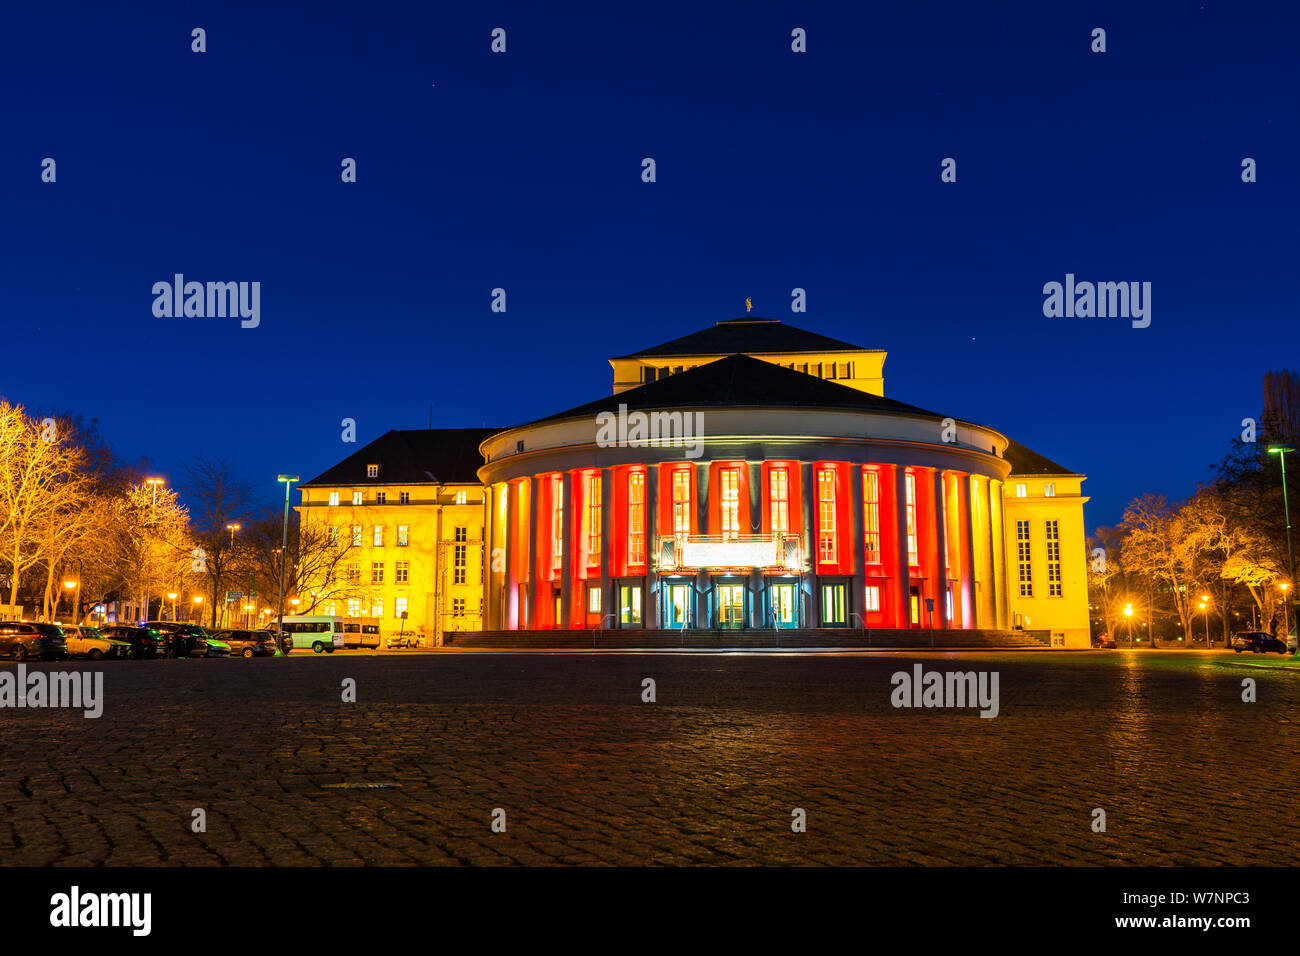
[[167, 592, 178, 621], [63, 580, 79, 622], [1123, 602, 1134, 646], [1268, 445, 1296, 644], [1199, 595, 1210, 648], [192, 594, 203, 623]]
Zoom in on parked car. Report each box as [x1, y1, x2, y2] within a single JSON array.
[[0, 621, 69, 661], [204, 637, 232, 657], [1231, 631, 1289, 655], [210, 629, 278, 658], [145, 622, 210, 658], [100, 624, 167, 658], [61, 625, 133, 660], [1092, 633, 1116, 649]]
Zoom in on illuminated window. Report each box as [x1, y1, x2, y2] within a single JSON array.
[[672, 470, 691, 536], [346, 562, 360, 583], [371, 561, 384, 583], [942, 475, 950, 573], [366, 464, 378, 478], [905, 472, 918, 566], [587, 473, 602, 559], [1046, 520, 1062, 597], [453, 598, 465, 618], [353, 491, 363, 505], [329, 492, 339, 507], [346, 598, 361, 617], [863, 470, 880, 563], [397, 525, 409, 546], [587, 586, 601, 613], [330, 526, 339, 546], [552, 475, 564, 571], [351, 525, 362, 547], [370, 597, 383, 618], [864, 585, 881, 612], [376, 492, 386, 505], [1017, 520, 1033, 597], [324, 602, 337, 617], [1044, 483, 1056, 497], [456, 490, 468, 505], [720, 468, 740, 541], [373, 525, 385, 547], [395, 561, 409, 584], [628, 471, 646, 565], [395, 597, 407, 618], [454, 544, 467, 584], [817, 468, 837, 563], [770, 467, 789, 533], [1015, 483, 1027, 498]]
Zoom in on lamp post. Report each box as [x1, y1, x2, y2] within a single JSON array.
[[141, 477, 165, 622], [63, 580, 78, 623], [192, 595, 203, 623], [276, 475, 300, 653], [1199, 596, 1210, 649], [1280, 582, 1291, 645], [1123, 602, 1134, 647], [1268, 445, 1296, 644], [167, 592, 178, 622]]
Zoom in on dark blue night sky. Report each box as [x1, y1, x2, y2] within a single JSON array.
[[2, 1, 1296, 526]]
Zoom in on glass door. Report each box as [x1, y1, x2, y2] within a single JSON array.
[[717, 584, 747, 628], [769, 583, 797, 629], [665, 584, 693, 628]]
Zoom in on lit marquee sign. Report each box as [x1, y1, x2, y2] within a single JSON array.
[[676, 537, 783, 569]]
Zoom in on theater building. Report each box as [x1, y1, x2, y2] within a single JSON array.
[[296, 316, 1090, 647], [478, 317, 1091, 646]]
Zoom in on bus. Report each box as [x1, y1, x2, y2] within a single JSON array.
[[279, 616, 345, 654]]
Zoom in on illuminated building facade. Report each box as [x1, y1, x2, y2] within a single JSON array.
[[298, 317, 1091, 647], [479, 317, 1092, 646]]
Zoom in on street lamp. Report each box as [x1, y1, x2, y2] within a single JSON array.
[[276, 475, 300, 651], [192, 595, 203, 623], [1268, 445, 1296, 643], [1123, 602, 1134, 646], [167, 592, 178, 621], [63, 580, 78, 623], [1199, 596, 1210, 649], [1280, 582, 1291, 645]]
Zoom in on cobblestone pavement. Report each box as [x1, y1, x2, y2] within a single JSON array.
[[0, 650, 1295, 866]]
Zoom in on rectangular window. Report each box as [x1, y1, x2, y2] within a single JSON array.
[[366, 464, 378, 478], [1015, 483, 1027, 498], [352, 491, 363, 505], [346, 598, 361, 617], [837, 362, 850, 380], [552, 475, 564, 571], [820, 583, 846, 624], [720, 467, 740, 540], [399, 491, 410, 505], [351, 525, 362, 548], [1017, 519, 1033, 597], [324, 601, 337, 617], [346, 562, 360, 583], [371, 561, 384, 584], [672, 470, 691, 536], [395, 597, 408, 618], [817, 468, 837, 563], [769, 467, 789, 534], [863, 470, 880, 563], [376, 491, 386, 505], [587, 586, 601, 613], [455, 526, 467, 542], [453, 598, 465, 618], [395, 561, 409, 584], [330, 526, 340, 546], [905, 472, 918, 566], [370, 597, 383, 618], [1046, 519, 1062, 597], [373, 525, 384, 547], [864, 585, 881, 612], [397, 525, 409, 547], [587, 473, 602, 559], [455, 490, 468, 505], [628, 471, 645, 565], [454, 544, 467, 584], [1044, 483, 1056, 497], [329, 492, 339, 507]]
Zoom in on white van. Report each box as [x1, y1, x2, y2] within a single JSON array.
[[280, 616, 345, 654]]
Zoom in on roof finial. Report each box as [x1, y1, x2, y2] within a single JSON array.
[[745, 297, 753, 314]]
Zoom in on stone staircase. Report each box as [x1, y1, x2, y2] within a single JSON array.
[[446, 627, 1052, 651]]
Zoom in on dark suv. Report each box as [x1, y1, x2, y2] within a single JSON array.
[[145, 622, 211, 658], [0, 621, 69, 661], [100, 624, 167, 658], [209, 629, 278, 658], [1231, 631, 1288, 655]]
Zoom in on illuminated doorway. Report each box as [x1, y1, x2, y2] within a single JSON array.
[[665, 583, 693, 628], [716, 583, 747, 629], [768, 582, 797, 629]]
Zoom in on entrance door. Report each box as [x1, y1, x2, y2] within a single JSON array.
[[769, 584, 797, 629], [909, 586, 921, 629], [553, 588, 561, 629], [665, 584, 693, 628], [820, 583, 846, 627], [619, 585, 642, 627], [717, 584, 746, 628]]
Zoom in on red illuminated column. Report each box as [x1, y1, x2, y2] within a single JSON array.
[[958, 473, 976, 629], [646, 465, 659, 628], [527, 475, 540, 629], [800, 462, 814, 626], [504, 481, 518, 629], [932, 470, 949, 628], [561, 471, 574, 628], [849, 465, 865, 626], [893, 466, 911, 627], [600, 466, 613, 627]]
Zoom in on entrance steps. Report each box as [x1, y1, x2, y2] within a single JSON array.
[[446, 628, 1052, 650]]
